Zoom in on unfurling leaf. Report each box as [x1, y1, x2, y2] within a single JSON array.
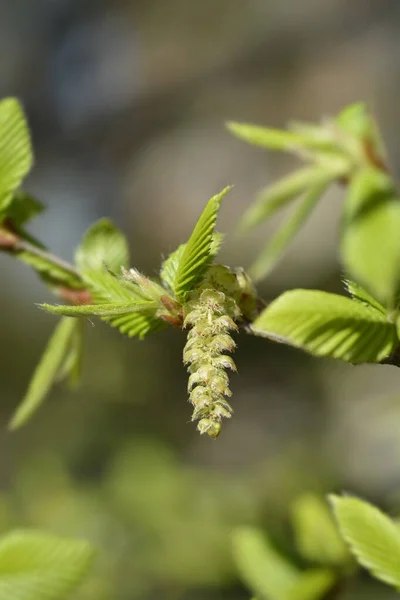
[[330, 495, 400, 590], [9, 317, 77, 430], [75, 218, 129, 273], [0, 529, 94, 600], [232, 527, 298, 600], [341, 167, 400, 308], [174, 186, 231, 300], [249, 178, 330, 281], [291, 494, 350, 567], [0, 98, 33, 212], [251, 290, 396, 363]]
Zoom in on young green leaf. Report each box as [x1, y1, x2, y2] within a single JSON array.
[[9, 317, 77, 430], [232, 527, 299, 600], [240, 167, 320, 232], [343, 279, 386, 314], [341, 167, 400, 307], [160, 234, 223, 294], [174, 186, 231, 300], [330, 495, 400, 590], [16, 250, 83, 289], [105, 312, 166, 338], [75, 218, 129, 273], [0, 98, 33, 212], [336, 103, 370, 138], [284, 569, 335, 600], [289, 121, 339, 151], [56, 319, 84, 388], [249, 179, 330, 281], [160, 243, 186, 293], [291, 494, 350, 567], [82, 270, 165, 339], [226, 122, 309, 151], [82, 269, 148, 304], [40, 301, 157, 317], [251, 290, 396, 363], [0, 529, 94, 600], [5, 191, 44, 226]]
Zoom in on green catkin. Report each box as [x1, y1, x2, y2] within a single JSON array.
[[183, 287, 241, 438]]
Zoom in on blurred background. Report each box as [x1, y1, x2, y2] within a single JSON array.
[[2, 0, 400, 598]]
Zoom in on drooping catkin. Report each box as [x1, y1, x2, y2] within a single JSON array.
[[183, 288, 241, 438]]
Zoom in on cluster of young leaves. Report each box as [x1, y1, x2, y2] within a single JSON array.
[[229, 104, 400, 367], [0, 528, 94, 600], [11, 185, 236, 431], [0, 97, 246, 434], [233, 493, 352, 600]]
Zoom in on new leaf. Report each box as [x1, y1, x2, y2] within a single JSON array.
[[174, 187, 230, 300], [9, 318, 78, 430], [40, 301, 158, 317], [331, 495, 400, 591], [251, 290, 396, 363], [0, 98, 33, 212], [82, 270, 165, 339], [341, 167, 400, 308], [75, 218, 130, 273], [249, 178, 330, 281]]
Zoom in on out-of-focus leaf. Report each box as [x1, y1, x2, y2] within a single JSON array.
[[291, 494, 350, 567], [284, 569, 335, 600], [239, 168, 319, 231], [336, 103, 371, 138], [174, 186, 231, 300], [75, 218, 129, 273], [0, 98, 33, 212], [232, 527, 298, 600], [9, 318, 77, 430], [341, 167, 400, 307], [249, 179, 329, 281], [0, 529, 94, 600], [5, 192, 44, 226], [226, 122, 309, 151], [252, 290, 396, 364], [331, 495, 400, 590]]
